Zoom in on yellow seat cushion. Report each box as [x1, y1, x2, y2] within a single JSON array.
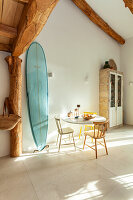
[[86, 124, 94, 127], [62, 127, 74, 134], [84, 130, 104, 139]]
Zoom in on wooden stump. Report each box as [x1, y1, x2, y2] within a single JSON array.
[[5, 56, 22, 157]]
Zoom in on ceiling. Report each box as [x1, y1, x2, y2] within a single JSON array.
[[86, 0, 133, 39], [0, 0, 59, 55], [0, 0, 24, 45], [0, 0, 133, 50]]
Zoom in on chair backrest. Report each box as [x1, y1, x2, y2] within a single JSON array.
[[55, 117, 63, 134], [93, 120, 108, 138], [84, 112, 97, 116]]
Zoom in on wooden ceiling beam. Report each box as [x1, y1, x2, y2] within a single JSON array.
[[0, 43, 12, 52], [12, 0, 29, 4], [72, 0, 125, 45], [12, 0, 59, 56], [123, 0, 133, 14], [0, 23, 17, 39]]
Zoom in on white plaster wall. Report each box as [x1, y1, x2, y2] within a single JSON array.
[[0, 52, 10, 157], [121, 37, 133, 125], [0, 0, 121, 156], [21, 0, 121, 152]]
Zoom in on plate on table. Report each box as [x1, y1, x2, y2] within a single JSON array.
[[83, 115, 95, 120]]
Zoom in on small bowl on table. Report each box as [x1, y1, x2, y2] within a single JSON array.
[[83, 115, 94, 120]]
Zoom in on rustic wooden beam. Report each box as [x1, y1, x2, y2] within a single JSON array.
[[0, 23, 17, 39], [0, 43, 12, 52], [12, 0, 29, 4], [5, 56, 22, 157], [12, 0, 59, 56], [123, 0, 133, 14], [72, 0, 125, 45]]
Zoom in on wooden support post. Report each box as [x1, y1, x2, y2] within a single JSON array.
[[5, 56, 22, 157]]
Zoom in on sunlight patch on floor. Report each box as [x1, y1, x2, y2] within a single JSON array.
[[15, 130, 133, 161], [65, 181, 103, 200], [107, 139, 133, 148], [14, 151, 47, 161], [112, 173, 133, 190]]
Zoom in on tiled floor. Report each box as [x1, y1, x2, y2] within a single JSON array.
[[0, 125, 133, 200]]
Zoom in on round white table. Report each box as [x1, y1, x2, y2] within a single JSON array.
[[62, 115, 106, 125], [62, 115, 106, 148]]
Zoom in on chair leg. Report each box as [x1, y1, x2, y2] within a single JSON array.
[[72, 132, 76, 150], [83, 135, 86, 149], [85, 125, 87, 131], [103, 138, 108, 155], [95, 139, 97, 159], [56, 133, 59, 145], [91, 127, 94, 143], [58, 135, 62, 152], [79, 127, 82, 139]]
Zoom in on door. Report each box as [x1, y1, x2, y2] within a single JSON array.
[[109, 73, 117, 127], [117, 74, 123, 125]]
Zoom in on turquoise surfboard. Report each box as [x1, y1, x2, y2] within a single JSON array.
[[26, 42, 48, 151]]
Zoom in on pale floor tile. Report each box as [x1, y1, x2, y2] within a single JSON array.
[[0, 157, 39, 200], [103, 184, 133, 200], [0, 125, 133, 200], [0, 186, 39, 200]]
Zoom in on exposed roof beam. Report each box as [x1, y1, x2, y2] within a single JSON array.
[[0, 24, 17, 39], [12, 0, 59, 56], [12, 0, 29, 4], [123, 0, 133, 14], [0, 43, 12, 52], [72, 0, 125, 45]]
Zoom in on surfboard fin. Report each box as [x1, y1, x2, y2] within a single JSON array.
[[33, 145, 49, 153]]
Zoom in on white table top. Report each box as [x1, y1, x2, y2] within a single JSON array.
[[62, 115, 106, 125]]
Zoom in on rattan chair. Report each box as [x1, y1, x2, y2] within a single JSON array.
[[83, 121, 108, 159], [55, 117, 76, 152]]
